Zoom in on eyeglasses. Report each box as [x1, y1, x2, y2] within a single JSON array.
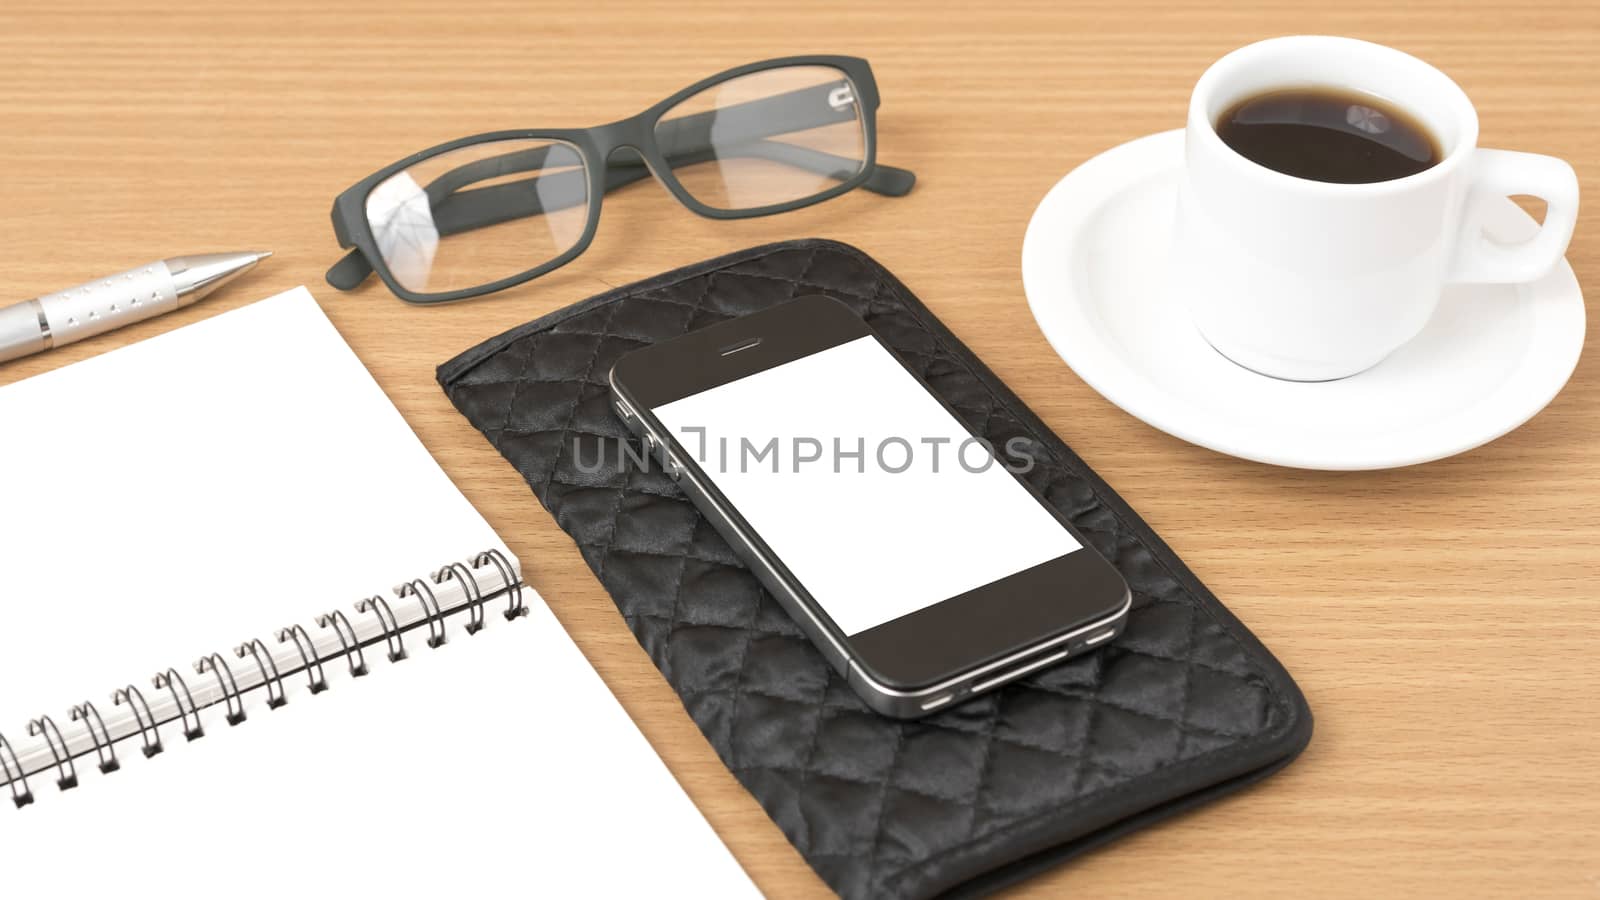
[[324, 55, 914, 304]]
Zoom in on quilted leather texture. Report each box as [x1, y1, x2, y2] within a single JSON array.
[[439, 240, 1311, 899]]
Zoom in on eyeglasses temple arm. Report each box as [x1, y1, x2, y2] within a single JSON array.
[[325, 157, 647, 290], [324, 156, 913, 291], [326, 81, 914, 290], [650, 80, 914, 195]]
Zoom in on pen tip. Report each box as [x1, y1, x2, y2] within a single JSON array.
[[254, 251, 273, 262]]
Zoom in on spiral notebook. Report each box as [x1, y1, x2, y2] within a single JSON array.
[[0, 288, 757, 897]]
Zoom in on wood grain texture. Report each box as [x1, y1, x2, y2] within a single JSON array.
[[1, 1, 1595, 895]]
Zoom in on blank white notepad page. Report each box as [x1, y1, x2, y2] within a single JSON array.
[[0, 287, 503, 725], [0, 288, 757, 897]]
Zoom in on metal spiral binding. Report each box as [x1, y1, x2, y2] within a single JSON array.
[[0, 732, 31, 807], [26, 716, 77, 790], [235, 638, 288, 709], [152, 668, 205, 741], [69, 702, 119, 773], [113, 685, 163, 758], [477, 548, 526, 620], [195, 653, 248, 725], [435, 561, 485, 635], [2, 550, 521, 809], [400, 578, 447, 648], [355, 594, 408, 662], [277, 624, 328, 694], [316, 609, 368, 677]]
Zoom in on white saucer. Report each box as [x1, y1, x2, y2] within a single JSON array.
[[1021, 129, 1585, 470]]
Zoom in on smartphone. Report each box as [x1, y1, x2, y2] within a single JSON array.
[[608, 295, 1130, 718]]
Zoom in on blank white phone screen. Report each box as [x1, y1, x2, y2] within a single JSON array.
[[652, 335, 1080, 636]]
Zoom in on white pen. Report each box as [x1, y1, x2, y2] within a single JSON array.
[[0, 251, 271, 364]]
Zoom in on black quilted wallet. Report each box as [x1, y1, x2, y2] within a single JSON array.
[[438, 239, 1312, 899]]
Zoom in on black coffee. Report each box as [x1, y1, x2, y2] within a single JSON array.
[[1216, 87, 1441, 184]]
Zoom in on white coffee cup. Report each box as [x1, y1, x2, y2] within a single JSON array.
[[1173, 36, 1579, 381]]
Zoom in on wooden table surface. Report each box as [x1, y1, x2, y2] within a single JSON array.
[[2, 1, 1596, 895]]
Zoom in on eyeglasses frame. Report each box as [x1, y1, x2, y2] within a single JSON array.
[[326, 54, 902, 304]]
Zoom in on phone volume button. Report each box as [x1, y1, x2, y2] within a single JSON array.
[[642, 432, 681, 481]]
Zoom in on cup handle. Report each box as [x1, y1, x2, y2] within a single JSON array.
[[1448, 148, 1579, 284]]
